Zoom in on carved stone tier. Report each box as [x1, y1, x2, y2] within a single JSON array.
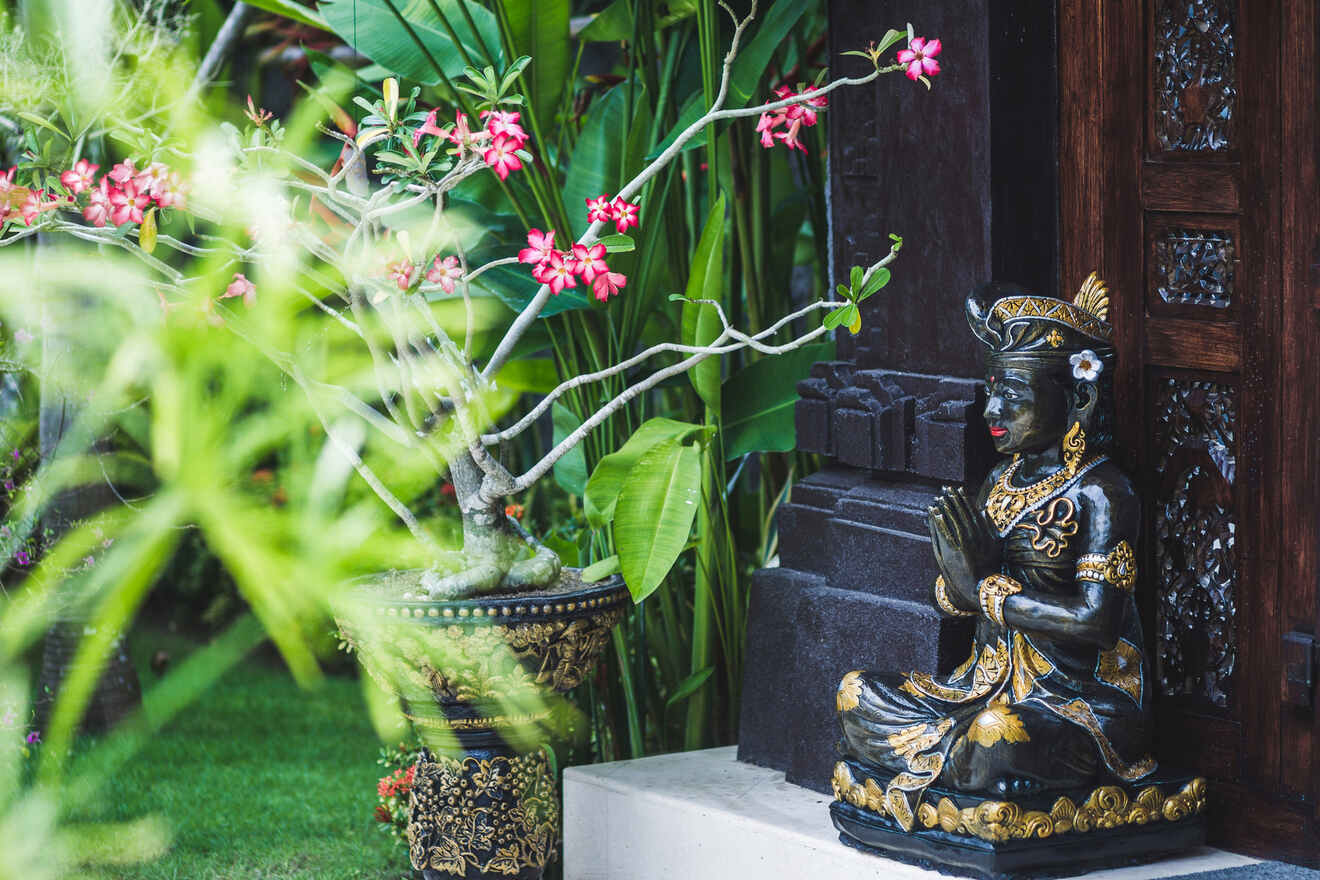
[[830, 757, 1208, 880], [335, 572, 628, 880], [739, 369, 988, 792], [794, 365, 994, 480]]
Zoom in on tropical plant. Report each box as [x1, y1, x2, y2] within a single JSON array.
[[5, 2, 914, 607]]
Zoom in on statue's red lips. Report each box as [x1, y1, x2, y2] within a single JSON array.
[[989, 427, 1008, 437]]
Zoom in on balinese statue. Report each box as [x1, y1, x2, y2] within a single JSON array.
[[831, 276, 1207, 870]]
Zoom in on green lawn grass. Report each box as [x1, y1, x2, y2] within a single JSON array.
[[70, 630, 410, 880]]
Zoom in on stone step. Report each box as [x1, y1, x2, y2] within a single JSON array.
[[563, 747, 1259, 880]]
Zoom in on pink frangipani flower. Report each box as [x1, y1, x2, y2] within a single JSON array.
[[802, 85, 829, 108], [519, 228, 556, 265], [542, 252, 577, 294], [586, 194, 613, 225], [60, 159, 98, 195], [756, 84, 826, 151], [84, 178, 112, 227], [412, 109, 450, 148], [108, 181, 149, 226], [20, 190, 50, 226], [153, 171, 187, 209], [13, 329, 32, 344], [108, 159, 137, 185], [136, 163, 170, 197], [592, 270, 626, 302], [571, 243, 608, 283], [531, 260, 554, 285], [222, 273, 257, 307], [446, 112, 492, 156], [481, 110, 527, 144], [897, 36, 942, 81], [482, 135, 523, 181], [609, 197, 640, 234], [386, 259, 414, 291], [774, 119, 808, 153], [426, 255, 463, 293]]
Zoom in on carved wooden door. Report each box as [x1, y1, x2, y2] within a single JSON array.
[[1060, 0, 1320, 861]]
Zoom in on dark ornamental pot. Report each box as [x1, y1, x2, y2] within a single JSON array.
[[335, 570, 628, 880]]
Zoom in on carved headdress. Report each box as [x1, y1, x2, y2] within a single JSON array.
[[966, 272, 1114, 360]]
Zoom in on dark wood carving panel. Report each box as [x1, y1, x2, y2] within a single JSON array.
[[1151, 0, 1238, 154], [1062, 0, 1320, 861], [1150, 375, 1238, 708], [826, 0, 1056, 378]]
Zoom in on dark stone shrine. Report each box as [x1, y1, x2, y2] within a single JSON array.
[[737, 0, 1060, 794]]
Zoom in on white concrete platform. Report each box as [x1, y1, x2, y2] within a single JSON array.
[[563, 746, 1259, 880]]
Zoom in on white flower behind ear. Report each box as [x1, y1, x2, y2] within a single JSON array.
[[1070, 349, 1102, 381]]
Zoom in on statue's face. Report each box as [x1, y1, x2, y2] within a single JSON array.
[[982, 364, 1069, 456]]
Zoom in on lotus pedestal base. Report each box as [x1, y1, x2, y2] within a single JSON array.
[[830, 758, 1208, 880]]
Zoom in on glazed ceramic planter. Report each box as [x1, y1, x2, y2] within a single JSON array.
[[336, 570, 628, 880]]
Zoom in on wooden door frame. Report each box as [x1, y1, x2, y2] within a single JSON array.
[[1059, 0, 1320, 862]]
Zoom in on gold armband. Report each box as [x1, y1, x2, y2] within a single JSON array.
[[1075, 540, 1137, 592], [934, 574, 976, 617], [977, 574, 1024, 627]]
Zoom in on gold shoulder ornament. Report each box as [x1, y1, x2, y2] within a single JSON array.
[[1075, 539, 1137, 591]]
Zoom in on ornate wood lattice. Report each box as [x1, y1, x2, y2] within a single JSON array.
[[1153, 228, 1235, 309], [1153, 0, 1238, 152], [1152, 379, 1237, 707]]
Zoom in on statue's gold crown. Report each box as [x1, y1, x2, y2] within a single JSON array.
[[968, 273, 1114, 353], [988, 272, 1113, 344], [1072, 272, 1110, 322]]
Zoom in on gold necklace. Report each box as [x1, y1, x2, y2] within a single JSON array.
[[985, 450, 1107, 535]]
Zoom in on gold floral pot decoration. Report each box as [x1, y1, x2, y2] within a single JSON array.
[[334, 570, 629, 880]]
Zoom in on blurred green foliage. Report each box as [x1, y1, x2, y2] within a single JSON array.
[[0, 0, 853, 874]]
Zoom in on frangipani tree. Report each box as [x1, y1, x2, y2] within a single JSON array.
[[8, 4, 936, 602]]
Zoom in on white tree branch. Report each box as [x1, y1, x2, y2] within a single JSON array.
[[480, 6, 887, 379]]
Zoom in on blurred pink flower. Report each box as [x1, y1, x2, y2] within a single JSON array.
[[222, 273, 257, 307], [386, 259, 414, 291], [426, 255, 463, 293], [60, 159, 98, 195], [108, 160, 137, 185], [84, 179, 112, 227]]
